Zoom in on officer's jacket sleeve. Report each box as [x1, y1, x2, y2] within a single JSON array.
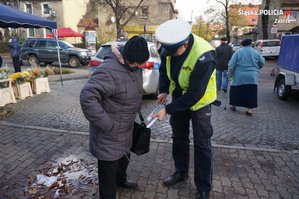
[[159, 55, 170, 94], [166, 51, 216, 114]]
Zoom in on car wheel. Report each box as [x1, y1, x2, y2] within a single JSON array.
[[68, 56, 80, 68], [277, 78, 291, 100], [28, 55, 39, 66]]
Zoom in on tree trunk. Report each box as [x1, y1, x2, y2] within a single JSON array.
[[225, 8, 230, 43], [116, 21, 122, 39], [262, 0, 270, 39]]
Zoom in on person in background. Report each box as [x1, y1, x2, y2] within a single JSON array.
[[0, 55, 2, 68], [215, 37, 233, 93], [154, 19, 217, 199], [7, 35, 21, 72], [80, 36, 149, 199], [228, 38, 265, 116]]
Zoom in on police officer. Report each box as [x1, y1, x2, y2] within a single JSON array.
[[154, 19, 217, 199]]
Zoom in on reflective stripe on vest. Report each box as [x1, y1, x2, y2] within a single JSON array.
[[166, 34, 217, 111]]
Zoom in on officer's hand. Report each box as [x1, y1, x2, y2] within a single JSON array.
[[157, 93, 168, 104], [153, 107, 166, 121]]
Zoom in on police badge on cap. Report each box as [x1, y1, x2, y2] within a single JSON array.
[[155, 19, 192, 56]]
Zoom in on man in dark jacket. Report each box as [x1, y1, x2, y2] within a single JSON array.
[[80, 36, 149, 199], [215, 37, 233, 93], [7, 36, 22, 72]]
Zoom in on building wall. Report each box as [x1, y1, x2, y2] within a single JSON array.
[[1, 0, 87, 43], [61, 0, 88, 31], [257, 0, 282, 40], [97, 0, 177, 42], [277, 0, 299, 34]]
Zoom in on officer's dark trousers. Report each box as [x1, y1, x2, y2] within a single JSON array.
[[12, 57, 21, 72], [169, 105, 213, 192], [97, 154, 130, 199]]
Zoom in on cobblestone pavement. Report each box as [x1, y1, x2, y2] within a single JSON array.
[[2, 60, 299, 150], [1, 60, 299, 198], [0, 125, 298, 199]]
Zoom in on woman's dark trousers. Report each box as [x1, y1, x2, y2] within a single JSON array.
[[12, 57, 21, 72], [97, 154, 130, 199], [169, 105, 213, 192]]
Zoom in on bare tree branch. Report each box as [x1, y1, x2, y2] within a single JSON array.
[[216, 0, 226, 8], [121, 0, 145, 27], [100, 0, 146, 38]]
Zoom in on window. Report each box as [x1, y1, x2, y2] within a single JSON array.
[[24, 4, 35, 37], [42, 3, 51, 16], [263, 41, 280, 47], [141, 7, 148, 18], [28, 28, 35, 37], [4, 2, 14, 7], [47, 40, 57, 48], [25, 3, 33, 14], [24, 39, 36, 48], [36, 40, 47, 48]]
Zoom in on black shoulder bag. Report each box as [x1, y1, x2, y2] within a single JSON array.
[[131, 111, 151, 156]]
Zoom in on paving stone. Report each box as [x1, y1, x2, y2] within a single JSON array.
[[1, 61, 299, 198]]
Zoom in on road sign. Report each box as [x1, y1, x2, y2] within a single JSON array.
[[271, 27, 278, 34]]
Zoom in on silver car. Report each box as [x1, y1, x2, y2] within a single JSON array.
[[89, 41, 161, 97]]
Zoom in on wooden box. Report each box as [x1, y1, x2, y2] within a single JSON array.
[[31, 77, 50, 94], [13, 82, 33, 100], [0, 79, 17, 107]]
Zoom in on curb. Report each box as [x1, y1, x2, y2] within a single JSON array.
[[1, 121, 298, 154]]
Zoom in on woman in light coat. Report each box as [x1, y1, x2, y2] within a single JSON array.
[[228, 38, 265, 116]]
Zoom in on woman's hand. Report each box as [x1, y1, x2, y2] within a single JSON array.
[[153, 107, 166, 121]]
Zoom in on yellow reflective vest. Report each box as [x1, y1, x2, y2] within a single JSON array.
[[166, 34, 217, 111]]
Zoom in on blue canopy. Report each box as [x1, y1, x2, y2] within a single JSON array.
[[0, 4, 57, 30]]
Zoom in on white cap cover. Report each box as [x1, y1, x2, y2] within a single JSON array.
[[155, 19, 191, 47]]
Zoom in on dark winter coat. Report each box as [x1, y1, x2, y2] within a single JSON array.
[[80, 46, 143, 161], [215, 42, 233, 71], [8, 37, 21, 58]]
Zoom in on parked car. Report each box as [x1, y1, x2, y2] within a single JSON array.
[[254, 39, 281, 57], [230, 43, 241, 52], [89, 40, 161, 96], [274, 34, 299, 100], [21, 38, 91, 67]]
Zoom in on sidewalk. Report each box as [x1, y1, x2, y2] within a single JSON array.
[[1, 60, 299, 198], [0, 123, 298, 199]]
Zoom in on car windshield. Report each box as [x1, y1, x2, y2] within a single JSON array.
[[96, 46, 112, 59], [59, 41, 74, 49], [263, 41, 280, 46]]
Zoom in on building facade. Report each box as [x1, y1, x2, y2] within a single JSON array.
[[256, 0, 282, 40], [277, 0, 299, 35], [0, 0, 89, 43], [97, 0, 177, 42], [229, 3, 261, 43]]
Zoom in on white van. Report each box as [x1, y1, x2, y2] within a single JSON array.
[[254, 39, 281, 57]]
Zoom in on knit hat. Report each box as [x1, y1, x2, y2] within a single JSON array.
[[241, 38, 252, 46], [122, 36, 149, 63]]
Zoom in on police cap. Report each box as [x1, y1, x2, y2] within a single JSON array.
[[155, 19, 191, 55]]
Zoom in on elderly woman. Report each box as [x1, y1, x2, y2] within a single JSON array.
[[80, 36, 149, 199], [228, 38, 265, 116]]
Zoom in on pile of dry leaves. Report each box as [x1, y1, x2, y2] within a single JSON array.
[[24, 158, 98, 198]]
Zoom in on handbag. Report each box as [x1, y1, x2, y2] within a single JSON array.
[[131, 111, 151, 155]]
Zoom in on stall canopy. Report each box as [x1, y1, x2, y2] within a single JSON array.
[[0, 4, 66, 85], [46, 27, 84, 38], [0, 3, 56, 29]]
